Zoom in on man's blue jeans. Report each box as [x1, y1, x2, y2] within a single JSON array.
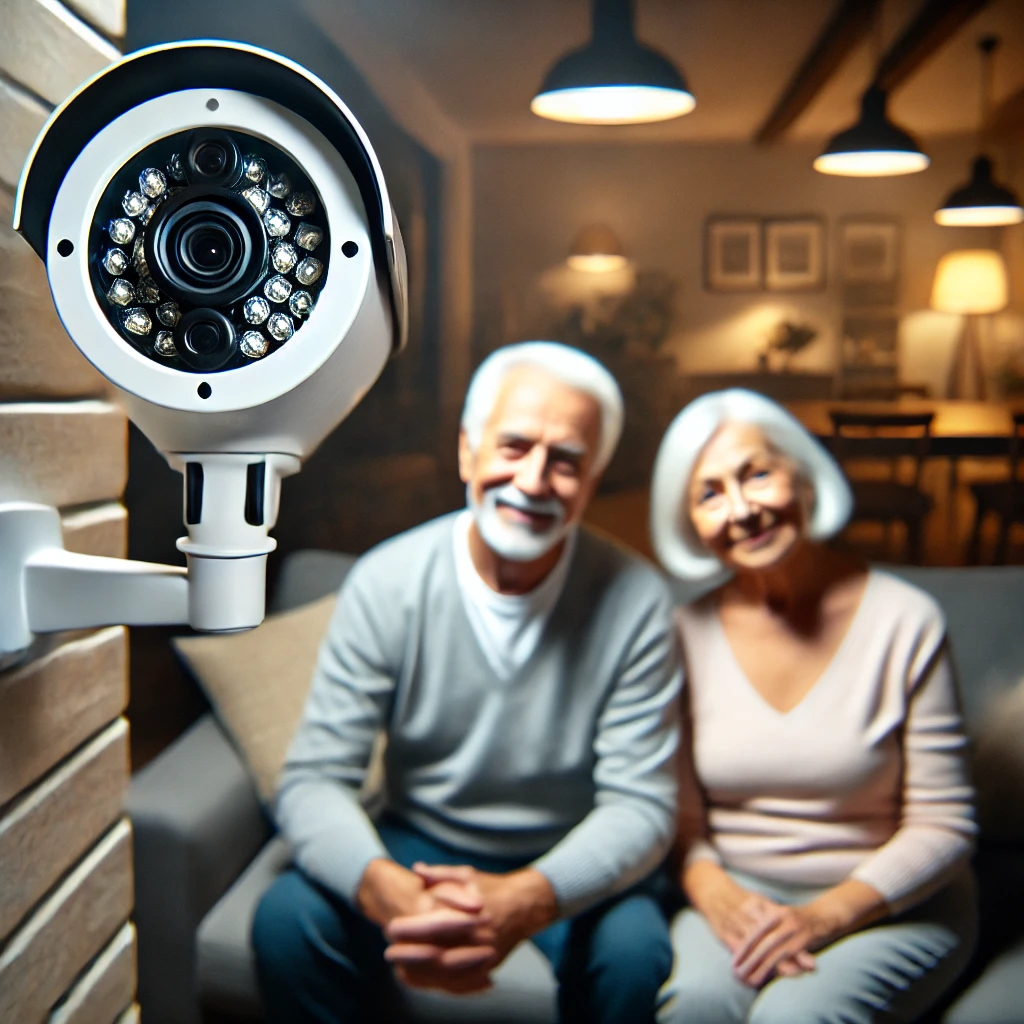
[[252, 816, 672, 1024]]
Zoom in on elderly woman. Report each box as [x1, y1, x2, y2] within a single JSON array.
[[651, 390, 977, 1024]]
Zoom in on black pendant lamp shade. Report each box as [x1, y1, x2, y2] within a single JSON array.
[[936, 156, 1024, 226], [934, 38, 1023, 226], [531, 0, 695, 124], [814, 85, 929, 176]]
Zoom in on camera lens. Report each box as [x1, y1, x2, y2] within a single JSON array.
[[146, 188, 268, 307], [175, 308, 237, 371], [185, 131, 243, 188]]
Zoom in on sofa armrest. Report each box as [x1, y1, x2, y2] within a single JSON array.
[[127, 712, 273, 1024]]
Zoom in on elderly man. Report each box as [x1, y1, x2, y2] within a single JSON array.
[[252, 341, 681, 1023]]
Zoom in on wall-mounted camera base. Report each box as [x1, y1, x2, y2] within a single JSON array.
[[0, 502, 189, 658]]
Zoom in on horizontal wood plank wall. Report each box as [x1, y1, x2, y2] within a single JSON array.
[[0, 719, 129, 940], [49, 921, 136, 1024], [0, 76, 50, 191], [0, 189, 108, 399], [62, 503, 128, 558], [0, 4, 131, 1022], [0, 820, 133, 1023], [0, 0, 119, 107], [61, 0, 126, 40], [0, 402, 126, 505], [0, 626, 127, 806]]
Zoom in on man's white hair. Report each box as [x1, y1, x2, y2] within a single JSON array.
[[650, 389, 853, 581], [461, 341, 625, 472]]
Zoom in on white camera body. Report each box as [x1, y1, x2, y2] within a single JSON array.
[[1, 41, 408, 650]]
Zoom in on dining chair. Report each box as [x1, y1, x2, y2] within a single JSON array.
[[828, 411, 935, 564], [966, 412, 1024, 565]]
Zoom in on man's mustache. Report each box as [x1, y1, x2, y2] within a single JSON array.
[[488, 485, 562, 519]]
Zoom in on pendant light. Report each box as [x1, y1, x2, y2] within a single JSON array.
[[814, 6, 928, 177], [531, 0, 695, 125], [935, 37, 1023, 226]]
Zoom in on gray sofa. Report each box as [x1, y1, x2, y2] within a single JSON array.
[[128, 551, 1024, 1024]]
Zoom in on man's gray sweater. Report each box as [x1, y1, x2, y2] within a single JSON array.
[[276, 512, 682, 918]]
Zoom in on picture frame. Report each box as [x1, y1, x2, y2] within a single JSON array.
[[840, 218, 900, 306], [764, 217, 825, 292], [704, 217, 762, 292]]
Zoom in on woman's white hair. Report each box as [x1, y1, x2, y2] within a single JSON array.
[[650, 388, 853, 581], [461, 341, 625, 472]]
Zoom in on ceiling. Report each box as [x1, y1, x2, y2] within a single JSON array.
[[304, 0, 1024, 145]]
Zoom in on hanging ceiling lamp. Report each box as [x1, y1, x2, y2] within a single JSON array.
[[531, 0, 695, 125], [814, 85, 928, 177], [814, 5, 928, 177], [935, 37, 1023, 226]]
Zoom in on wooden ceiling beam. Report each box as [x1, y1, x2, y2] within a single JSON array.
[[754, 0, 880, 146], [873, 0, 992, 93]]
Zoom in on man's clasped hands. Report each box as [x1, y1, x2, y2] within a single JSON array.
[[356, 858, 558, 995]]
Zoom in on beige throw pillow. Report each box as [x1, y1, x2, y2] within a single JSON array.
[[174, 594, 336, 804]]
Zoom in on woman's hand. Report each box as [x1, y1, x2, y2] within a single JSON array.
[[731, 903, 830, 987], [683, 860, 814, 979], [731, 879, 888, 988]]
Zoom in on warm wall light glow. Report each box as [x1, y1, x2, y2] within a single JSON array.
[[567, 253, 630, 272], [813, 150, 930, 176], [531, 84, 695, 125], [568, 223, 629, 272], [931, 250, 1009, 315]]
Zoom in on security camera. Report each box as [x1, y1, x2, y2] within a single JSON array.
[[0, 41, 407, 652]]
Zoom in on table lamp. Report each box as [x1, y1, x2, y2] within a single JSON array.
[[930, 249, 1008, 399]]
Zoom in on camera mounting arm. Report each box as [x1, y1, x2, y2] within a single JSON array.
[[0, 452, 300, 659], [0, 503, 187, 657]]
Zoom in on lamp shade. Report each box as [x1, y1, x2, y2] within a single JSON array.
[[531, 0, 695, 125], [568, 223, 629, 272], [935, 156, 1024, 226], [814, 86, 929, 177], [931, 249, 1008, 314]]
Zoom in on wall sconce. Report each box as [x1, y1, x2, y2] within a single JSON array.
[[931, 249, 1009, 399], [567, 224, 629, 272]]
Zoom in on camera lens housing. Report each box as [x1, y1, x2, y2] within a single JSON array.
[[146, 187, 268, 308], [185, 130, 243, 188], [175, 308, 237, 371]]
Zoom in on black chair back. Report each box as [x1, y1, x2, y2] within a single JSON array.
[[828, 411, 935, 488]]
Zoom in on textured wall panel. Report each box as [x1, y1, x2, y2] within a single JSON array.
[[49, 921, 135, 1024], [0, 719, 128, 941], [62, 0, 126, 41], [0, 402, 126, 507], [0, 0, 118, 107], [0, 627, 127, 804], [0, 820, 132, 1023], [62, 503, 128, 558], [0, 76, 50, 190], [0, 189, 109, 399]]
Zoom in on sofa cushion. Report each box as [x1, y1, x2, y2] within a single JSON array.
[[884, 567, 1024, 843], [197, 837, 559, 1023], [173, 594, 337, 804]]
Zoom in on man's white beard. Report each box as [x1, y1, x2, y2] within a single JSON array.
[[468, 483, 571, 562]]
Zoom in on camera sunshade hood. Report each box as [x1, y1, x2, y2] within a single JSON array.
[[13, 39, 407, 355]]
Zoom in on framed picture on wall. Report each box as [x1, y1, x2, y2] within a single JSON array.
[[705, 218, 762, 291], [840, 218, 900, 306], [764, 218, 825, 291]]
